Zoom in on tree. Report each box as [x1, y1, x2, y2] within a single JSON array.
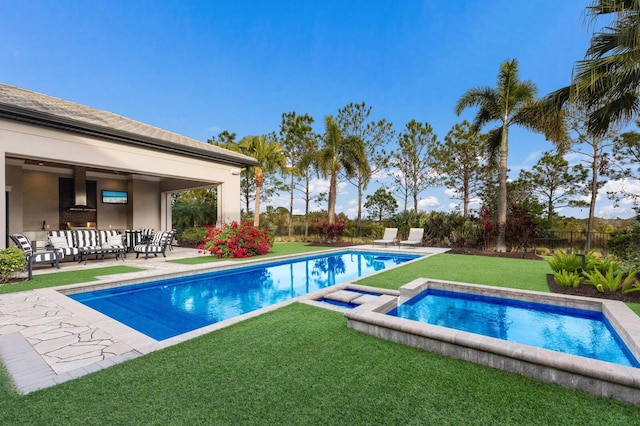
[[430, 121, 494, 218], [337, 102, 394, 235], [364, 188, 398, 223], [279, 112, 319, 238], [208, 131, 256, 216], [238, 135, 286, 227], [316, 116, 369, 225], [567, 109, 617, 250], [172, 189, 217, 232], [518, 151, 588, 223], [389, 120, 438, 214], [609, 121, 640, 208], [548, 1, 640, 137], [455, 58, 567, 251]]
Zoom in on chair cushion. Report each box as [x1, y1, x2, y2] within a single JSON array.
[[74, 230, 100, 248], [49, 236, 70, 249], [11, 234, 33, 253], [31, 251, 59, 263], [134, 244, 164, 253], [55, 247, 80, 256]]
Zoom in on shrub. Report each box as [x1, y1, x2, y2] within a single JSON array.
[[547, 249, 582, 273], [0, 247, 27, 283], [200, 221, 273, 258], [553, 270, 582, 288], [588, 257, 620, 275], [583, 266, 637, 293], [609, 223, 640, 263], [311, 217, 347, 243], [179, 227, 208, 246]]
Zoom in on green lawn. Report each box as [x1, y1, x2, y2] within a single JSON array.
[[0, 266, 144, 294], [357, 253, 551, 292], [0, 303, 637, 425], [1, 249, 640, 422]]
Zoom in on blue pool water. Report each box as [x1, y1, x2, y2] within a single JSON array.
[[389, 289, 639, 367], [70, 250, 418, 340]]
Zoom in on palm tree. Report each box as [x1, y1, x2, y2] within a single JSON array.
[[547, 1, 640, 136], [239, 135, 285, 227], [316, 116, 369, 225], [456, 59, 566, 252]]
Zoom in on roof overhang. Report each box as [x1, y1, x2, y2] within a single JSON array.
[[0, 103, 257, 168]]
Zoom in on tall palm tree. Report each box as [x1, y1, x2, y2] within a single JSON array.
[[456, 59, 566, 252], [239, 135, 285, 227], [316, 116, 369, 225], [547, 1, 640, 136]]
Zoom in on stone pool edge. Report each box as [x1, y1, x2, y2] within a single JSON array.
[[344, 278, 640, 406]]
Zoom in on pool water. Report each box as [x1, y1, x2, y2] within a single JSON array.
[[389, 289, 640, 367], [70, 250, 418, 340]]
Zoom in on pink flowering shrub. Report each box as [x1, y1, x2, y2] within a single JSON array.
[[312, 217, 346, 243], [199, 221, 273, 258]]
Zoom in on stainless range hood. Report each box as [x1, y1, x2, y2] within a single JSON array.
[[68, 166, 97, 212]]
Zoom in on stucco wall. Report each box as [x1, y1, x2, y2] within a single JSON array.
[[1, 118, 244, 248]]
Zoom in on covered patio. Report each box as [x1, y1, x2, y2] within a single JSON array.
[[0, 83, 256, 249]]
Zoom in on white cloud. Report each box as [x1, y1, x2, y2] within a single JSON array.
[[522, 150, 543, 166], [417, 196, 440, 211], [597, 204, 634, 219], [207, 126, 221, 133]]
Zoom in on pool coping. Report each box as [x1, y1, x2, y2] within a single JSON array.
[[343, 278, 640, 406]]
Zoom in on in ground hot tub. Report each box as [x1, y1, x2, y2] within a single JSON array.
[[344, 278, 640, 406]]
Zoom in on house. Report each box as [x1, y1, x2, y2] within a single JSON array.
[[0, 83, 256, 248]]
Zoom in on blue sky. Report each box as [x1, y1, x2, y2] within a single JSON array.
[[1, 1, 631, 219]]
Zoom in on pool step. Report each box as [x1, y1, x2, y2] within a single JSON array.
[[316, 288, 383, 310]]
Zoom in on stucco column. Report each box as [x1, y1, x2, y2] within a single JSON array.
[[220, 174, 242, 225], [160, 191, 172, 231]]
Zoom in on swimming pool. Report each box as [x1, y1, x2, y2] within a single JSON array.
[[69, 250, 419, 340], [345, 278, 640, 405], [388, 288, 639, 367]]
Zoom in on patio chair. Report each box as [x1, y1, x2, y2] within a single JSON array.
[[134, 231, 170, 259], [10, 233, 61, 280], [373, 228, 398, 247], [399, 228, 425, 248]]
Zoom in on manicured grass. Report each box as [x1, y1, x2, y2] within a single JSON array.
[[357, 253, 551, 292], [0, 303, 636, 425], [0, 266, 144, 294], [169, 242, 333, 264]]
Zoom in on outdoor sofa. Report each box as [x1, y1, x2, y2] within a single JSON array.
[[47, 229, 127, 264]]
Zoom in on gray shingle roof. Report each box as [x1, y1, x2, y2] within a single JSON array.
[[0, 83, 256, 167]]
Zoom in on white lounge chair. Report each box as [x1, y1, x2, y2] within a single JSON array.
[[400, 228, 424, 248], [373, 228, 398, 247]]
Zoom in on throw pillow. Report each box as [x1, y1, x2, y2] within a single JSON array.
[[49, 236, 69, 248], [105, 235, 123, 246]]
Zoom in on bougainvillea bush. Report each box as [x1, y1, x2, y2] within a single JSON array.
[[311, 217, 346, 243], [200, 221, 273, 258]]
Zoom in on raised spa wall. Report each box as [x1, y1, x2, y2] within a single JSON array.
[[344, 278, 640, 406]]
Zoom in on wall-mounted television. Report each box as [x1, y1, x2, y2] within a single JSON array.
[[102, 190, 128, 204]]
